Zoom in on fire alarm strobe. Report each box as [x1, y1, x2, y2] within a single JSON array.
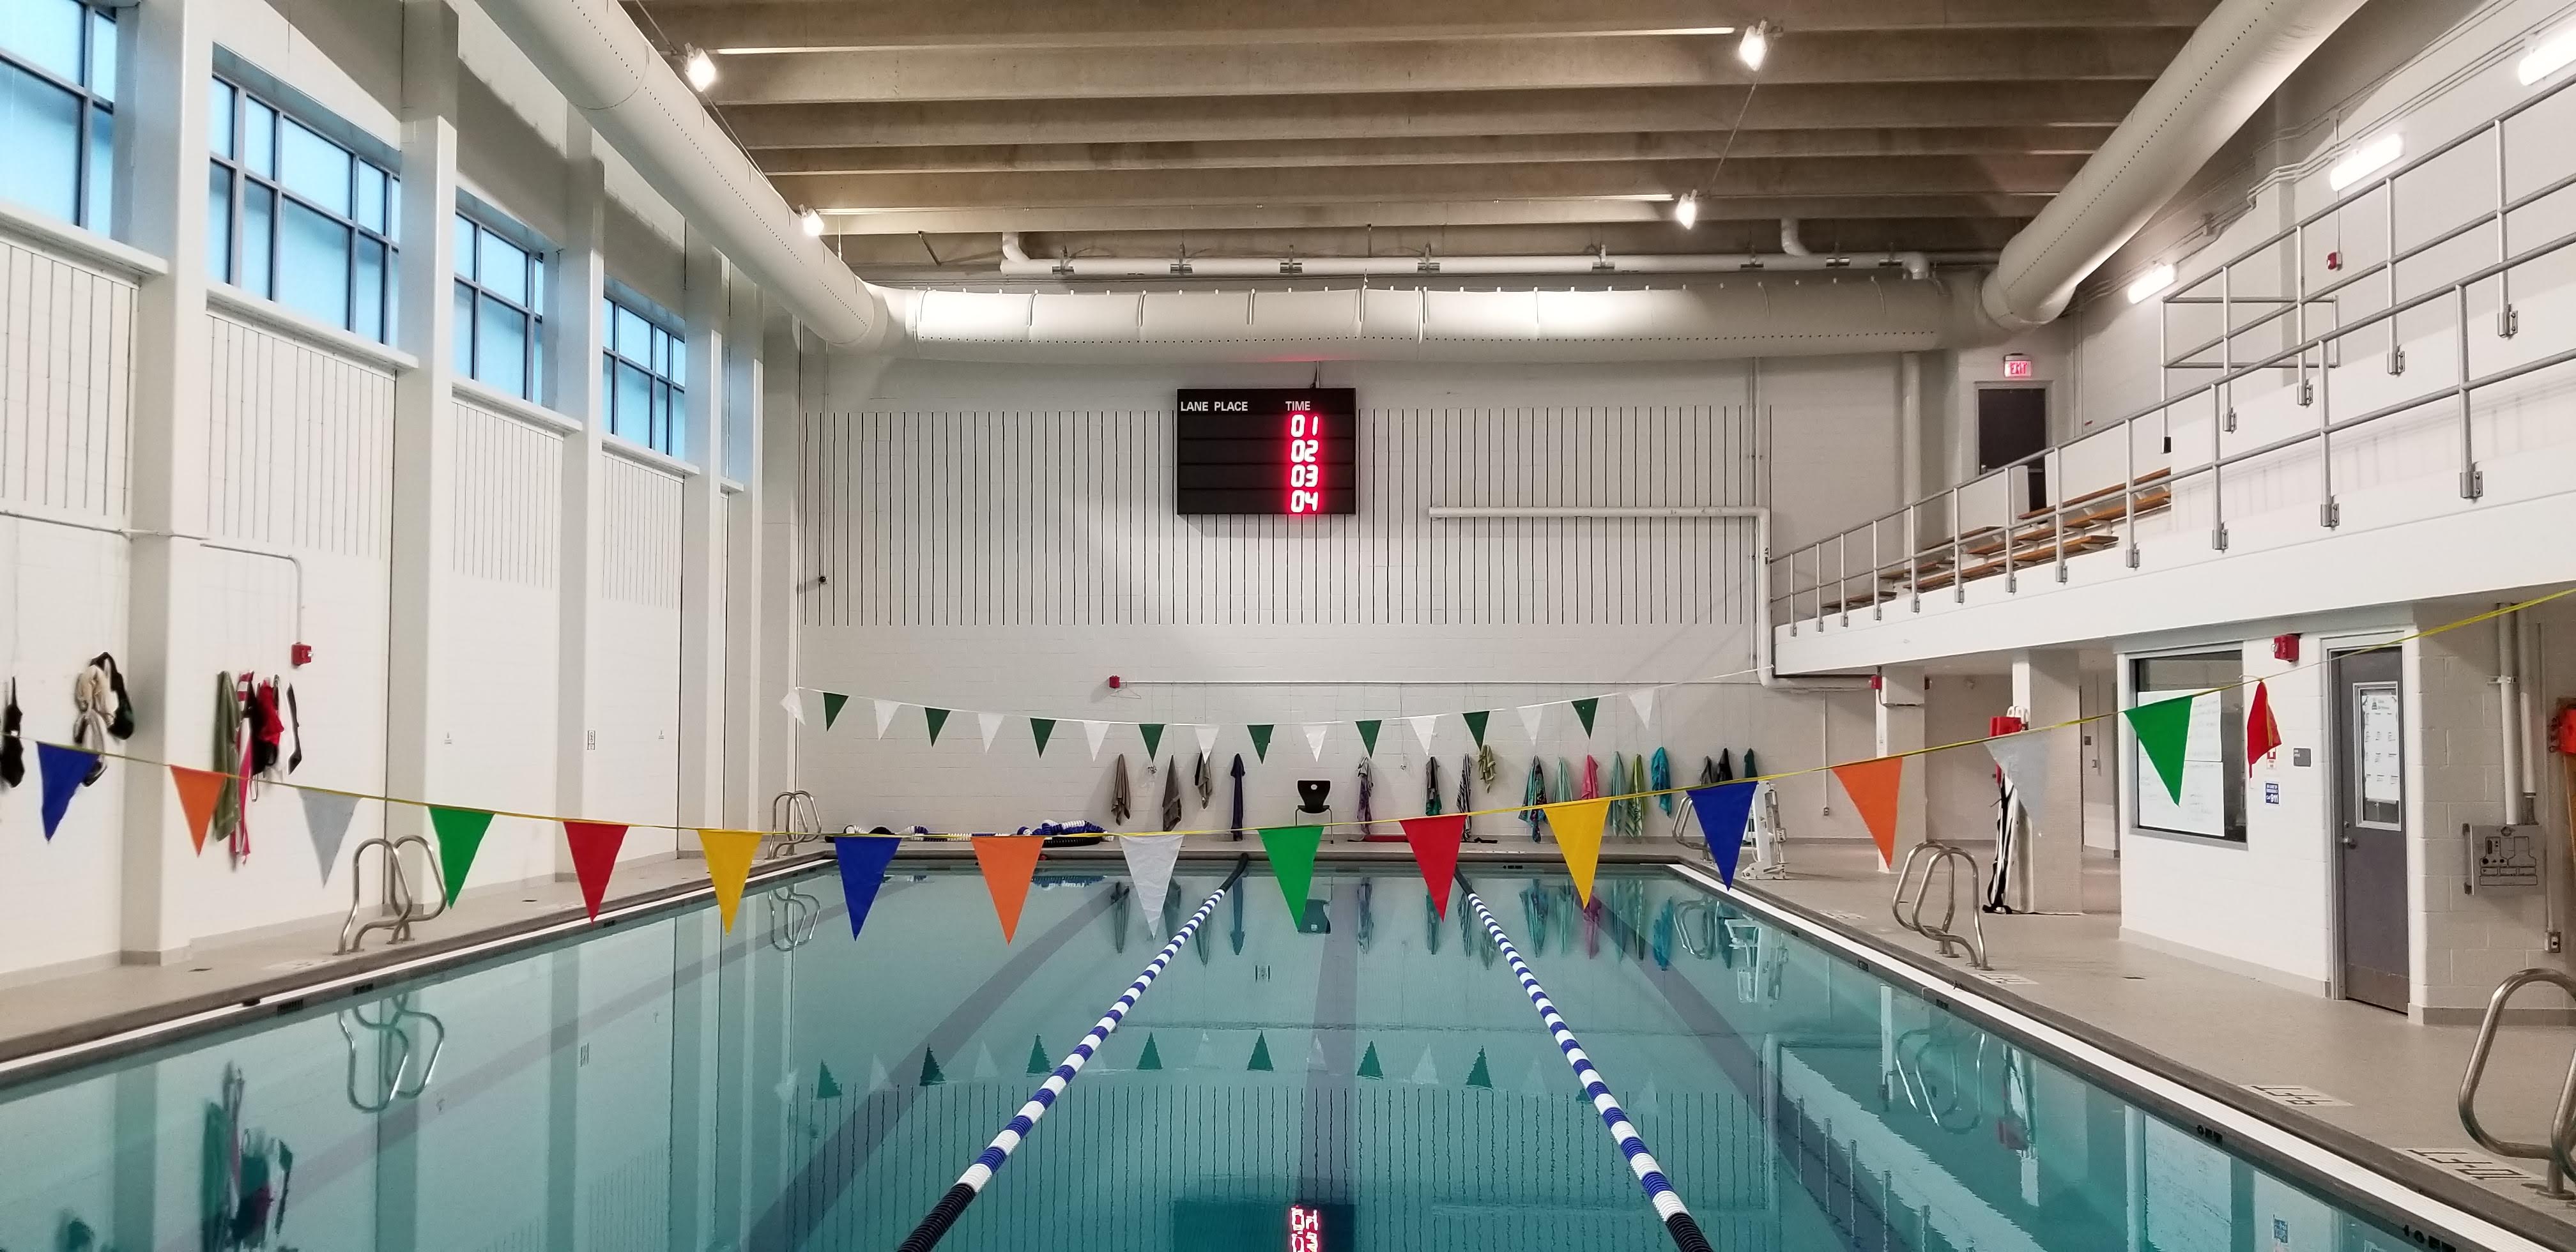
[[1107, 675, 1123, 690]]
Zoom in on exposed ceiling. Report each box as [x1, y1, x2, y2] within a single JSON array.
[[624, 0, 2220, 276]]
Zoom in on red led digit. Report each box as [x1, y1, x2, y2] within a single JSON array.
[[1285, 408, 1325, 514]]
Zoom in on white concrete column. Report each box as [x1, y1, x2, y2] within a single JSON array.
[[551, 113, 607, 866], [677, 235, 730, 828], [2011, 648, 2087, 912], [385, 0, 461, 854], [755, 320, 806, 809], [719, 280, 765, 828], [114, 0, 216, 962], [1874, 665, 1927, 869]]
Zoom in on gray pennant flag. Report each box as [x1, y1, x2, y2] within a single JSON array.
[[1984, 732, 2053, 825], [301, 788, 362, 883]]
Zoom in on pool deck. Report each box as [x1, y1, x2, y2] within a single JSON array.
[[1733, 839, 2576, 1248]]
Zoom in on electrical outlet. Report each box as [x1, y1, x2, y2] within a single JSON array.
[[2552, 931, 2564, 954]]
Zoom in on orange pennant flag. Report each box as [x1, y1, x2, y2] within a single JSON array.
[[1831, 756, 1907, 866], [971, 835, 1046, 942], [167, 767, 229, 854], [696, 829, 763, 932], [1540, 797, 1611, 905]]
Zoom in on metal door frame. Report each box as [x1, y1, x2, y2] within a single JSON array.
[[2329, 642, 2411, 1012]]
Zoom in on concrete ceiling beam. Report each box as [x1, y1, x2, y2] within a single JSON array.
[[811, 195, 2047, 236]]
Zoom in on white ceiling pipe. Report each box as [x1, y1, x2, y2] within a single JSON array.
[[473, 0, 894, 349], [1779, 218, 1812, 257], [996, 250, 1932, 281], [999, 232, 1031, 263]]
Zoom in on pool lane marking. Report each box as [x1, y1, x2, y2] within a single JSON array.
[[895, 855, 1252, 1252], [1669, 862, 2554, 1252], [1460, 882, 1718, 1252]]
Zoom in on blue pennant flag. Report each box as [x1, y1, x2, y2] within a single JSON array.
[[834, 834, 902, 939], [1686, 781, 1760, 886], [36, 744, 97, 841]]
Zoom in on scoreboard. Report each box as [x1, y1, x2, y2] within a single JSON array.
[[1174, 388, 1358, 515]]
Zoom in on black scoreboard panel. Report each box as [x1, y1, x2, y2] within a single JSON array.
[[1175, 388, 1358, 515]]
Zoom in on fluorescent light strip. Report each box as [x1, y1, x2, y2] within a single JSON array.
[[1666, 862, 2553, 1252], [2521, 29, 2576, 86], [2327, 134, 2403, 192], [2126, 263, 2175, 304]]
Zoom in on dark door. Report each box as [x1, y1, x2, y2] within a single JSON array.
[[2334, 650, 2409, 1012], [1977, 385, 2050, 511]]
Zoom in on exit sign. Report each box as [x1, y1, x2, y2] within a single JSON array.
[[2001, 355, 2035, 379]]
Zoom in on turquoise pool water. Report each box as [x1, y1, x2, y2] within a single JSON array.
[[0, 862, 2426, 1251]]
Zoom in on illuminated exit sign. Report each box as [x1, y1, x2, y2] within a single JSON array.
[[2001, 354, 2035, 379]]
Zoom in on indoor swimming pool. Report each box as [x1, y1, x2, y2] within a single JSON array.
[[0, 862, 2441, 1251]]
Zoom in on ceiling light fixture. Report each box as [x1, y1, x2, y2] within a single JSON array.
[[800, 208, 825, 237], [2327, 133, 2402, 192], [2519, 29, 2576, 86], [1674, 193, 1699, 229], [682, 45, 717, 92], [1738, 21, 1774, 71], [2126, 263, 2175, 305]]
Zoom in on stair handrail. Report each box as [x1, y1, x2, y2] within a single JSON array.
[[2458, 968, 2576, 1198]]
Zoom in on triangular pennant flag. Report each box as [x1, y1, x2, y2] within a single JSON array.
[[1984, 733, 2054, 827], [562, 821, 629, 920], [2124, 695, 2196, 804], [820, 692, 850, 729], [429, 807, 496, 905], [1410, 1048, 1439, 1085], [300, 787, 361, 882], [970, 836, 1045, 942], [973, 1043, 999, 1080], [1247, 1034, 1275, 1071], [834, 834, 901, 938], [696, 828, 763, 931], [1540, 798, 1610, 905], [1685, 782, 1760, 886], [1462, 711, 1491, 747], [1138, 1034, 1164, 1071], [1122, 834, 1184, 930], [977, 712, 1006, 751], [167, 766, 228, 854], [779, 690, 806, 724], [1408, 715, 1438, 754], [2248, 680, 2282, 772], [1258, 825, 1325, 916], [815, 1062, 843, 1099], [1358, 1042, 1384, 1079], [1465, 1048, 1494, 1089], [873, 698, 901, 737], [1516, 703, 1547, 742], [1305, 1034, 1330, 1073], [1629, 688, 1657, 726], [1572, 698, 1599, 735], [1356, 720, 1382, 756], [36, 744, 95, 840], [924, 707, 951, 744], [1082, 719, 1111, 760], [919, 1050, 947, 1087], [1830, 756, 1908, 866], [1140, 724, 1166, 757], [867, 1057, 891, 1093], [1248, 725, 1274, 760], [1399, 814, 1466, 918], [1303, 722, 1330, 760], [1192, 724, 1219, 754], [1030, 717, 1057, 755], [1027, 1036, 1051, 1074]]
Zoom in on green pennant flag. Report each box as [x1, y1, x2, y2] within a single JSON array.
[[1462, 710, 1490, 747], [820, 692, 850, 729], [1259, 825, 1326, 917], [1573, 697, 1599, 735], [1356, 720, 1382, 756], [1031, 717, 1057, 755], [1138, 1034, 1164, 1071], [816, 1062, 842, 1099], [919, 1049, 947, 1087], [1248, 724, 1274, 760], [1027, 1035, 1050, 1074], [1247, 1033, 1275, 1071], [1140, 724, 1166, 757], [924, 707, 951, 744], [429, 807, 495, 905], [2126, 694, 2197, 804], [1465, 1048, 1494, 1089], [1357, 1042, 1383, 1080]]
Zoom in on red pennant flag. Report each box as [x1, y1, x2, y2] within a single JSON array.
[[1830, 756, 1907, 866], [971, 836, 1046, 942], [2247, 680, 2282, 773], [167, 767, 229, 854], [562, 821, 629, 920], [1400, 814, 1466, 918]]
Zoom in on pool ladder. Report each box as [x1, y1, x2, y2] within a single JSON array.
[[337, 834, 447, 954], [767, 789, 829, 859], [338, 992, 445, 1113], [1891, 843, 1989, 970], [2458, 968, 2576, 1196]]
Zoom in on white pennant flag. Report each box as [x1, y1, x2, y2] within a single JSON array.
[[1082, 720, 1112, 760], [1121, 834, 1185, 932], [1517, 703, 1548, 742], [1984, 731, 2054, 827], [977, 712, 1006, 751], [1192, 724, 1220, 754], [1408, 715, 1439, 754], [1303, 722, 1331, 760], [300, 788, 361, 883], [779, 690, 806, 724], [873, 698, 901, 737], [1628, 688, 1657, 727]]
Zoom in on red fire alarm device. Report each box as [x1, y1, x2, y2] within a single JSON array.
[[2272, 633, 2300, 663], [291, 643, 314, 668], [1107, 675, 1123, 690], [1990, 715, 2027, 737], [2326, 250, 2342, 271], [2554, 703, 2576, 755]]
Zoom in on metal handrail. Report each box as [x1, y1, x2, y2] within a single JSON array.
[[767, 789, 827, 859], [2458, 968, 2576, 1198], [336, 834, 445, 954], [338, 993, 447, 1113], [1890, 843, 1990, 970]]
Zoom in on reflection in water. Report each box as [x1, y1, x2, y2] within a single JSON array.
[[0, 868, 2419, 1251]]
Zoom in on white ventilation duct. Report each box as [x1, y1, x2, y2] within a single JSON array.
[[995, 250, 1932, 281]]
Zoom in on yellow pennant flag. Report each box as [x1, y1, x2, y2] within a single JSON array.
[[697, 829, 763, 932], [1541, 798, 1611, 905]]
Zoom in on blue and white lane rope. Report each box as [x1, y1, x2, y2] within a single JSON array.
[[897, 855, 1251, 1252], [1463, 881, 1717, 1252]]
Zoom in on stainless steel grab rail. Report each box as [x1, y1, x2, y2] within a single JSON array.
[[337, 993, 446, 1113], [2458, 968, 2576, 1198], [1891, 843, 1989, 970], [337, 834, 445, 954], [767, 789, 827, 859]]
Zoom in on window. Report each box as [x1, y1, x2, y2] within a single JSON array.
[[208, 74, 397, 342], [0, 0, 116, 232], [2130, 650, 2246, 843], [454, 214, 546, 401], [602, 296, 686, 459]]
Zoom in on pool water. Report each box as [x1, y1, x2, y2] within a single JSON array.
[[0, 862, 2426, 1252]]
